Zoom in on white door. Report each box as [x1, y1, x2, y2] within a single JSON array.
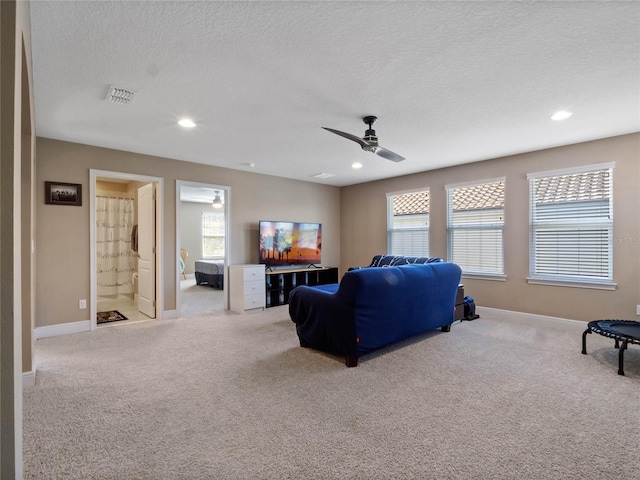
[[138, 183, 156, 318]]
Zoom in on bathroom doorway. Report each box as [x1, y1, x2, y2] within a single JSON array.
[[90, 170, 164, 330]]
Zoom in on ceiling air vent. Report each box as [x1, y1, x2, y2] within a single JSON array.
[[311, 173, 335, 179], [105, 85, 135, 105]]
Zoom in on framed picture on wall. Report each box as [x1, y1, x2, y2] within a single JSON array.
[[45, 181, 82, 206]]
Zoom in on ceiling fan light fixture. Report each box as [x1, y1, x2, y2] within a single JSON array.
[[212, 191, 223, 208]]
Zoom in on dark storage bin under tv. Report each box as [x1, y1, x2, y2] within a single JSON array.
[[265, 267, 339, 308]]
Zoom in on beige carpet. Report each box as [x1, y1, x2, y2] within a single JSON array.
[[23, 307, 640, 479], [179, 275, 224, 317]]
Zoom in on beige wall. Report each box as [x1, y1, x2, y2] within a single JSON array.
[[35, 137, 341, 328], [341, 133, 640, 322], [34, 134, 640, 327]]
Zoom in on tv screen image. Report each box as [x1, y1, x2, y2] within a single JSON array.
[[259, 221, 322, 267]]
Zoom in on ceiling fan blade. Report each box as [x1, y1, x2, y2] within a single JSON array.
[[375, 146, 405, 162], [322, 127, 368, 148]]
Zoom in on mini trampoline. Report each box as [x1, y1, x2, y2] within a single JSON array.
[[582, 320, 640, 376]]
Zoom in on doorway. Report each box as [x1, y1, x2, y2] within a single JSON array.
[[90, 170, 164, 330], [176, 181, 230, 316]]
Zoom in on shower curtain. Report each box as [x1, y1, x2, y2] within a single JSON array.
[[96, 196, 136, 296]]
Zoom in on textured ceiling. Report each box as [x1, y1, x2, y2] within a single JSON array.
[[30, 1, 640, 187]]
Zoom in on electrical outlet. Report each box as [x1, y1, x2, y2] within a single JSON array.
[[79, 299, 87, 310], [636, 305, 640, 316]]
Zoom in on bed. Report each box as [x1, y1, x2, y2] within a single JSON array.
[[194, 260, 224, 289]]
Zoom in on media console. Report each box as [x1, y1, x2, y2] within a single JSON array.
[[265, 267, 339, 308]]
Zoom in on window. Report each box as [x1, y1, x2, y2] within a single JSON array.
[[446, 179, 505, 276], [387, 189, 430, 256], [528, 163, 614, 288], [202, 211, 225, 258]]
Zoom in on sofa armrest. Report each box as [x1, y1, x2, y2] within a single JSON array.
[[289, 285, 357, 357]]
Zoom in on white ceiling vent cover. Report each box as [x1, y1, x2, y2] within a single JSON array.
[[311, 172, 335, 179], [105, 85, 135, 105]]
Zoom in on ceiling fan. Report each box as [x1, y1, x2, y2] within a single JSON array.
[[322, 116, 405, 162]]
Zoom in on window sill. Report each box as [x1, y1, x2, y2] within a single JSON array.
[[526, 277, 617, 290], [462, 273, 506, 282]]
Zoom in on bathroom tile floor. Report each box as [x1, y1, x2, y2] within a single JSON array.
[[96, 296, 152, 327]]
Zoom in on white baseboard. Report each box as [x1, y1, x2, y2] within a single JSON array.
[[34, 320, 91, 339], [23, 370, 36, 388], [34, 311, 178, 339], [476, 306, 586, 328]]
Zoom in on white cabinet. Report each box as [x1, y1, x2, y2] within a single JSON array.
[[229, 264, 266, 313]]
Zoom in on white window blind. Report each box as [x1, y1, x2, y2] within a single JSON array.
[[446, 179, 505, 275], [202, 211, 225, 258], [529, 165, 613, 283], [387, 190, 429, 257]]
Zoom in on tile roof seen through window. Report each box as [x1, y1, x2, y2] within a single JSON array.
[[452, 181, 505, 211], [535, 170, 610, 203], [393, 170, 609, 216], [392, 191, 429, 216]]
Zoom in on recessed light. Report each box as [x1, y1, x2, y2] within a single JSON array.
[[352, 162, 363, 169], [551, 111, 572, 121], [178, 118, 196, 128]]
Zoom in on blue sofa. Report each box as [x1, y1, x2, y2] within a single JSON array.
[[288, 262, 462, 367]]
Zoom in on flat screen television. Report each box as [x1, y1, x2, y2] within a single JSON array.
[[259, 220, 322, 267]]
